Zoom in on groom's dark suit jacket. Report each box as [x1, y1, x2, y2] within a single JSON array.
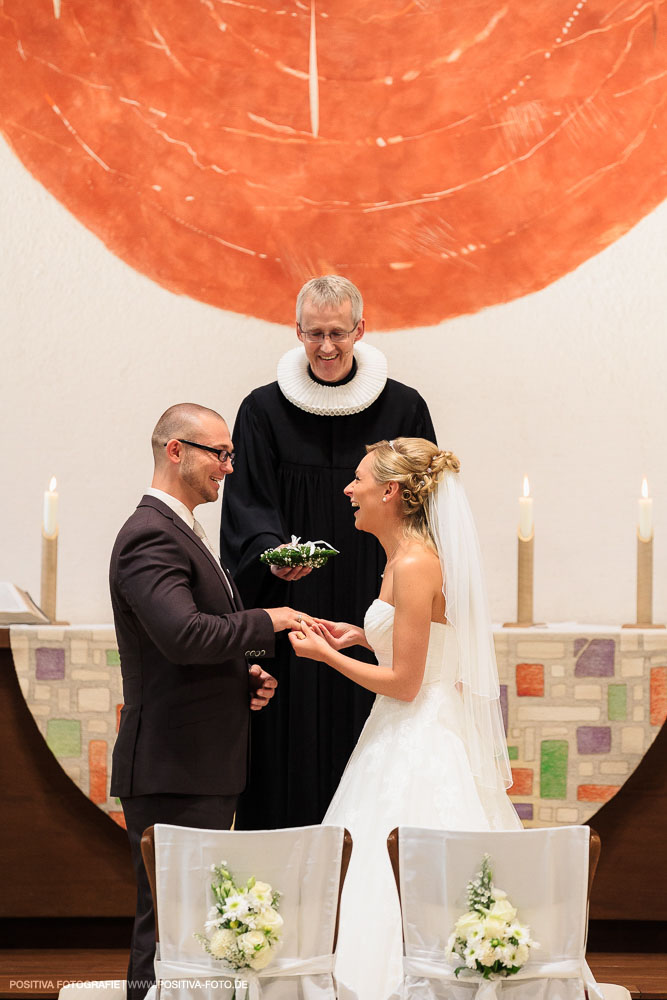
[[109, 494, 275, 798]]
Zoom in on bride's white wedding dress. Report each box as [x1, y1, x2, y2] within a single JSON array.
[[324, 599, 522, 1000]]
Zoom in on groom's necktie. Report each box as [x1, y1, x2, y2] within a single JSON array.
[[192, 518, 235, 601]]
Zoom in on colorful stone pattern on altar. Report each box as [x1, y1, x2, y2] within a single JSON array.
[[9, 625, 667, 829], [496, 628, 667, 825], [10, 626, 126, 829]]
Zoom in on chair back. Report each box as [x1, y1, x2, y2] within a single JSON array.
[[387, 825, 602, 922], [141, 823, 351, 999], [388, 825, 597, 998]]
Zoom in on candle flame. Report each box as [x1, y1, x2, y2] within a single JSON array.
[[523, 476, 530, 498], [49, 476, 57, 492], [641, 477, 648, 499]]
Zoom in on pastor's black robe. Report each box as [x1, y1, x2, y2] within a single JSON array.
[[220, 376, 435, 828]]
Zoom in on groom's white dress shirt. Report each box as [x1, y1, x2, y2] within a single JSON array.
[[145, 487, 234, 600]]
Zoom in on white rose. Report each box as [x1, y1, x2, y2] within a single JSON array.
[[515, 943, 530, 966], [248, 942, 276, 971], [482, 915, 507, 938], [259, 907, 284, 933], [238, 929, 266, 959], [491, 888, 507, 901], [209, 928, 237, 961], [489, 898, 517, 921], [455, 911, 485, 937]]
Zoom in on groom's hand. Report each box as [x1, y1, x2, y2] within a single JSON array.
[[248, 664, 278, 711], [264, 606, 313, 632]]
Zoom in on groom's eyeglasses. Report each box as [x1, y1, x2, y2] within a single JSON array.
[[297, 322, 359, 344], [168, 440, 236, 466]]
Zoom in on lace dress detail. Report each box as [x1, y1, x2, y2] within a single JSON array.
[[324, 599, 522, 1000]]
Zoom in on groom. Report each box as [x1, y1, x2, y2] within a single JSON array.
[[110, 402, 306, 1000]]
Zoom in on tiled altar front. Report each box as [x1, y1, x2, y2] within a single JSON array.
[[8, 624, 667, 829], [495, 626, 666, 825]]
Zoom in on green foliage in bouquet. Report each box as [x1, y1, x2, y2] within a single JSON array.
[[260, 536, 339, 569]]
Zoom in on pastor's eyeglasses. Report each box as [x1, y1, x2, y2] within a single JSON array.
[[167, 439, 235, 466], [297, 322, 359, 344]]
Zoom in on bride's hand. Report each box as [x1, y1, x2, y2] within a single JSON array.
[[288, 621, 333, 662], [310, 618, 365, 650]]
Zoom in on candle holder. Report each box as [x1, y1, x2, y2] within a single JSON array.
[[504, 530, 538, 628], [39, 529, 68, 624], [623, 531, 665, 629], [40, 529, 58, 623]]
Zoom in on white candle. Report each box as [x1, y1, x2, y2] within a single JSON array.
[[519, 476, 533, 540], [43, 476, 58, 537], [638, 477, 652, 541]]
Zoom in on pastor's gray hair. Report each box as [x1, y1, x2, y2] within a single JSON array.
[[296, 275, 363, 326]]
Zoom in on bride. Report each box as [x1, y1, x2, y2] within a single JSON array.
[[289, 438, 522, 1000]]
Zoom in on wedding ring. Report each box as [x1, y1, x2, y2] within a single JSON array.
[[296, 615, 302, 623]]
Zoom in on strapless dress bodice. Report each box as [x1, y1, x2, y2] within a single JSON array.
[[363, 598, 457, 686]]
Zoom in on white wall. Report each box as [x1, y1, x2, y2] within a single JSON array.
[[1, 136, 665, 625]]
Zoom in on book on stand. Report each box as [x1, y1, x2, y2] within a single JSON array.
[[0, 581, 50, 625]]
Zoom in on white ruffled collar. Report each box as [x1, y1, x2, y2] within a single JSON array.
[[276, 341, 388, 416]]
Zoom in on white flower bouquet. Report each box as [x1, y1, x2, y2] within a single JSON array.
[[447, 855, 538, 981], [260, 535, 339, 569], [196, 861, 283, 975]]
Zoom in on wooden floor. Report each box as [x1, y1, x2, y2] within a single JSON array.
[[588, 955, 667, 1000], [0, 951, 666, 998], [0, 952, 127, 999]]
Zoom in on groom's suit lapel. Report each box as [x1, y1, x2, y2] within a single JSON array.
[[138, 495, 238, 610]]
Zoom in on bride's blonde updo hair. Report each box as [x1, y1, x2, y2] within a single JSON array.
[[365, 438, 460, 547]]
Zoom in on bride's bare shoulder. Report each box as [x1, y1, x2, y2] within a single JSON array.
[[394, 543, 440, 577]]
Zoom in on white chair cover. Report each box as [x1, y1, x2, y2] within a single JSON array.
[[390, 826, 605, 1000], [152, 822, 350, 1000]]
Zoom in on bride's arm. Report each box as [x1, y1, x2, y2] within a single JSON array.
[[289, 555, 436, 701]]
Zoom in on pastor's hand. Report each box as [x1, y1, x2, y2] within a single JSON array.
[[267, 542, 313, 581], [248, 664, 278, 711], [270, 564, 313, 581]]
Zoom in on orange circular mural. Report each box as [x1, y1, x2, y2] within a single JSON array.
[[0, 0, 665, 329]]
